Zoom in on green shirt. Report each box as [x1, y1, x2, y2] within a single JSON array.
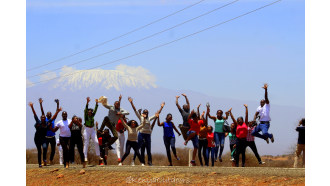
[[84, 103, 98, 127], [214, 119, 225, 133]]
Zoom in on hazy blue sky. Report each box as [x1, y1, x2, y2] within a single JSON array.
[[27, 0, 304, 108]]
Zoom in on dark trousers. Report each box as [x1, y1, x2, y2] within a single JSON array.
[[235, 138, 247, 167], [34, 137, 46, 166], [101, 116, 118, 144], [133, 133, 152, 164], [121, 140, 145, 164], [100, 145, 109, 165], [69, 135, 85, 163], [44, 136, 56, 161], [163, 136, 177, 164], [246, 141, 261, 162], [59, 136, 70, 166], [198, 139, 208, 166]]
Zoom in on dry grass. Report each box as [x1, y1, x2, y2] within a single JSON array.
[[26, 144, 303, 167]]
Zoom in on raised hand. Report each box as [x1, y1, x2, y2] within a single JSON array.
[[202, 111, 205, 116], [197, 104, 201, 108], [128, 97, 133, 103], [141, 113, 147, 118], [262, 83, 268, 89], [28, 102, 33, 107], [58, 107, 63, 112], [161, 102, 165, 107], [155, 113, 159, 118], [39, 98, 43, 103], [244, 104, 248, 108], [95, 99, 98, 103], [96, 121, 99, 128], [181, 94, 187, 97], [119, 94, 122, 100], [87, 97, 90, 103], [176, 96, 180, 99], [228, 108, 232, 113], [54, 99, 59, 103]]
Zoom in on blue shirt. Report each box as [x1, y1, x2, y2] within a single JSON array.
[[46, 118, 55, 137], [163, 122, 175, 137]]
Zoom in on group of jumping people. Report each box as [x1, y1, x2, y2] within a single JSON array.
[[29, 84, 279, 168]]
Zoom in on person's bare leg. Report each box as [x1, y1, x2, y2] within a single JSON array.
[[192, 148, 198, 161], [184, 133, 196, 145]]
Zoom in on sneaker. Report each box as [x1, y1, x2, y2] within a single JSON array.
[[271, 135, 274, 143], [39, 165, 42, 168], [43, 161, 47, 166], [175, 156, 180, 161], [259, 161, 265, 165], [131, 161, 135, 166], [65, 163, 69, 169], [265, 138, 269, 144], [190, 160, 196, 166], [99, 157, 103, 161], [219, 158, 222, 162], [148, 162, 153, 166], [117, 158, 121, 163], [141, 163, 145, 166], [100, 162, 104, 166], [84, 158, 88, 162], [118, 163, 122, 166]]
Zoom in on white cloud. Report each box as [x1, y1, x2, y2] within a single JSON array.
[[26, 79, 35, 87], [52, 64, 157, 90], [39, 70, 57, 82]]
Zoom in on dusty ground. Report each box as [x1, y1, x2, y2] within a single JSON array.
[[26, 164, 305, 185]]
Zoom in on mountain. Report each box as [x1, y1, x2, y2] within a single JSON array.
[[26, 67, 304, 156]]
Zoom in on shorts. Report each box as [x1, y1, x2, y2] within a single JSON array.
[[187, 130, 199, 148]]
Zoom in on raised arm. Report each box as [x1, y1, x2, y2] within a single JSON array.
[[223, 111, 229, 120], [157, 102, 165, 115], [244, 104, 248, 124], [151, 113, 159, 130], [228, 108, 237, 125], [263, 83, 270, 104], [29, 102, 37, 117], [128, 97, 137, 112], [39, 98, 45, 116], [93, 99, 99, 116], [118, 94, 122, 103], [182, 94, 190, 110], [197, 104, 201, 119], [53, 99, 60, 120], [175, 96, 183, 112], [50, 107, 62, 121], [207, 107, 216, 121]]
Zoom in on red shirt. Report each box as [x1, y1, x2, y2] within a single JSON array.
[[236, 123, 248, 139], [206, 132, 215, 147], [188, 119, 200, 135], [116, 119, 125, 132]]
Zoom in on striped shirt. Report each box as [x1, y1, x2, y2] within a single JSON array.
[[246, 126, 255, 141]]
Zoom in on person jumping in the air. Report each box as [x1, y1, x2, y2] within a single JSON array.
[[252, 83, 274, 144]]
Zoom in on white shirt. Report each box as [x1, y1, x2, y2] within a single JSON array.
[[256, 104, 271, 122], [55, 119, 72, 137]]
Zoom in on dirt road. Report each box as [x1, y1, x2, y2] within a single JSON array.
[[26, 164, 305, 185]]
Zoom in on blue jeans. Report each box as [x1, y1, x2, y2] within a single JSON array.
[[163, 136, 177, 164], [206, 147, 215, 166], [252, 123, 273, 140], [187, 131, 199, 148], [214, 132, 225, 160], [134, 133, 152, 164]]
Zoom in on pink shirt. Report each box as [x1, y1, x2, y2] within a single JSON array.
[[236, 123, 248, 139]]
